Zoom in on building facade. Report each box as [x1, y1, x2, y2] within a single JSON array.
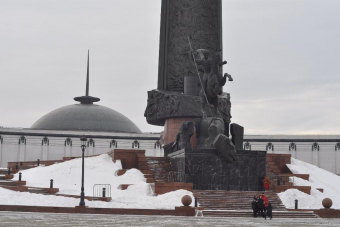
[[1, 128, 339, 175]]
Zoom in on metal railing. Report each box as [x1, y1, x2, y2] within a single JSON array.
[[93, 184, 111, 198], [168, 171, 187, 183]]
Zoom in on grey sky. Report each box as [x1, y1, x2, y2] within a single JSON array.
[[0, 0, 339, 134]]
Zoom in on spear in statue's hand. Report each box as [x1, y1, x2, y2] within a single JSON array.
[[187, 36, 213, 117]]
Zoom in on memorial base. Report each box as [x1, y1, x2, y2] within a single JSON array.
[[169, 149, 266, 191]]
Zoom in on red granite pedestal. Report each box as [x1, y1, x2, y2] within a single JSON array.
[[164, 118, 197, 148]]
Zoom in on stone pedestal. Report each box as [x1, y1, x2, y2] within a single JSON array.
[[230, 123, 244, 150], [175, 206, 196, 216], [164, 118, 197, 148], [314, 209, 340, 218], [145, 90, 231, 141], [169, 149, 267, 191]]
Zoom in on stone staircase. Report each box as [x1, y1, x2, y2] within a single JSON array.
[[203, 210, 318, 218], [194, 190, 318, 218], [194, 190, 286, 211], [266, 154, 315, 194], [113, 150, 192, 195]]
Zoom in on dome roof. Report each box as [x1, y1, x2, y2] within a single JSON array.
[[31, 51, 142, 133], [30, 104, 142, 133]]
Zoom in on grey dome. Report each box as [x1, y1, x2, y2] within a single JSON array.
[[31, 104, 142, 133]]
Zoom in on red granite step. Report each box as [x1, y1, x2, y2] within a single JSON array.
[[203, 210, 318, 218]]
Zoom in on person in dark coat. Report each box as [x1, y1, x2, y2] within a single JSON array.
[[251, 196, 258, 217], [257, 195, 264, 217], [265, 203, 273, 220]]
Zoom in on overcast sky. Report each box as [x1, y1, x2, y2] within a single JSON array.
[[0, 0, 339, 135]]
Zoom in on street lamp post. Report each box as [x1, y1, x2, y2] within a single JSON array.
[[79, 136, 87, 206]]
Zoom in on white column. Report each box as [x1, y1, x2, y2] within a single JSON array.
[[17, 145, 21, 162], [335, 149, 338, 174], [40, 145, 44, 160], [23, 146, 27, 161], [47, 146, 50, 160], [63, 146, 67, 158], [0, 143, 3, 167]]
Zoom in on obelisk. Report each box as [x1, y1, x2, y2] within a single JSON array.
[[145, 0, 231, 145], [158, 0, 222, 91]]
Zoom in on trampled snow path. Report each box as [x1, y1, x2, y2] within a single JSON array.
[[278, 158, 340, 209], [2, 154, 193, 209]]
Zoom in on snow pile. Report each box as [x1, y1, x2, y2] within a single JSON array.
[[12, 154, 145, 195], [0, 187, 192, 209], [2, 154, 193, 209], [278, 158, 340, 209]]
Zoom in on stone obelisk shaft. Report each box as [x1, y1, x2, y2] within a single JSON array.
[[157, 0, 222, 92]]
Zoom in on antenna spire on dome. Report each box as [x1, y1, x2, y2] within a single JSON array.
[[74, 50, 100, 104], [86, 49, 89, 96]]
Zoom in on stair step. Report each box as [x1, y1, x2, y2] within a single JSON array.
[[0, 180, 16, 186], [28, 188, 47, 194], [203, 210, 317, 218], [140, 170, 153, 174], [194, 190, 287, 211], [146, 178, 155, 183], [146, 157, 170, 161]]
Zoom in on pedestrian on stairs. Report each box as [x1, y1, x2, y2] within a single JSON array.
[[265, 203, 273, 220], [257, 195, 264, 217], [251, 195, 258, 217], [262, 192, 268, 213]]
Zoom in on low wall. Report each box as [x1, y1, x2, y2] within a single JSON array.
[[267, 154, 292, 173], [155, 183, 193, 195], [273, 185, 311, 194], [0, 205, 175, 216], [109, 149, 145, 169], [288, 209, 340, 218], [314, 209, 340, 218]]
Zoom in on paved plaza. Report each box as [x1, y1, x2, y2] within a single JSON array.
[[0, 212, 339, 227]]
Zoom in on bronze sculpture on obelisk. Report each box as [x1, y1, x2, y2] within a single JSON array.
[[145, 0, 232, 146]]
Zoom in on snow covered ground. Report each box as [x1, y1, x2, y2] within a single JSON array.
[[3, 154, 339, 210], [278, 158, 340, 209], [1, 154, 193, 209]]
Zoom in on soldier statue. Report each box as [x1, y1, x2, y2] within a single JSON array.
[[193, 49, 233, 118]]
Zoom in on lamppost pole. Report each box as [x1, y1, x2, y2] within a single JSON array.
[[79, 136, 87, 206]]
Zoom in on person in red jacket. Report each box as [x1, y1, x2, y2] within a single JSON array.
[[262, 192, 269, 213]]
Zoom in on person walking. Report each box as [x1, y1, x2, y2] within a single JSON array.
[[257, 195, 264, 217], [262, 192, 268, 213], [265, 203, 273, 220], [251, 195, 258, 218]]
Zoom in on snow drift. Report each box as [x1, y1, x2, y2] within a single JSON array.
[[2, 154, 193, 209], [278, 158, 340, 209]]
